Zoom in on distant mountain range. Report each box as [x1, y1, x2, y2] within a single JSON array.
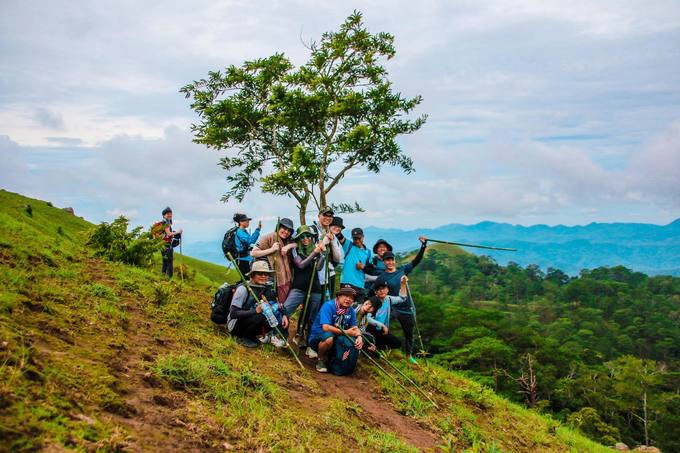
[[185, 218, 680, 276]]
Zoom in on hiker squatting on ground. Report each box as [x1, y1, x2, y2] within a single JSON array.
[[366, 276, 409, 351], [226, 260, 289, 349], [307, 285, 363, 373], [233, 213, 261, 277], [160, 207, 183, 279]]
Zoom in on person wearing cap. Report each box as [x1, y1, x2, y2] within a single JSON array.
[[233, 213, 262, 277], [366, 276, 408, 351], [312, 208, 344, 299], [160, 207, 183, 278], [251, 218, 297, 303], [308, 286, 363, 373], [338, 227, 372, 304], [283, 225, 326, 354], [227, 260, 289, 348], [372, 236, 428, 363]]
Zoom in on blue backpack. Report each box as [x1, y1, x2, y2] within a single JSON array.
[[328, 335, 359, 376]]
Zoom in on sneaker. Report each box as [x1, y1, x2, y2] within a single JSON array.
[[257, 332, 271, 344], [408, 356, 419, 365], [271, 335, 288, 349], [315, 360, 328, 373], [305, 347, 318, 358], [235, 336, 259, 348]]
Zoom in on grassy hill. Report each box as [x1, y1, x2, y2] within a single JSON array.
[[0, 189, 611, 452]]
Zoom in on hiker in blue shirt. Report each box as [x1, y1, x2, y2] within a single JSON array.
[[339, 227, 371, 304], [372, 236, 427, 363], [366, 277, 408, 351], [233, 212, 261, 277], [308, 286, 363, 373]]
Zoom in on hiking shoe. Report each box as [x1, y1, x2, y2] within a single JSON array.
[[305, 347, 318, 358], [271, 335, 288, 349], [408, 356, 419, 365], [257, 332, 271, 344], [235, 336, 259, 348], [294, 336, 308, 348], [315, 360, 328, 373]]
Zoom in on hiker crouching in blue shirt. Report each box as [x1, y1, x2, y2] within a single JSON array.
[[339, 227, 371, 304], [308, 286, 363, 373], [372, 236, 427, 364], [227, 261, 289, 349], [366, 277, 409, 351], [233, 212, 261, 277], [354, 297, 383, 353]]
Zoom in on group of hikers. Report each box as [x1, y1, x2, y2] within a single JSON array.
[[159, 205, 429, 375]]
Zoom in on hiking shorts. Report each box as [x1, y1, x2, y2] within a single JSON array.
[[308, 331, 334, 351]]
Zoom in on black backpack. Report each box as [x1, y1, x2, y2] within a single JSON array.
[[222, 226, 239, 259], [210, 283, 239, 324]]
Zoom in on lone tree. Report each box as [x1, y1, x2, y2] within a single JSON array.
[[181, 11, 426, 225]]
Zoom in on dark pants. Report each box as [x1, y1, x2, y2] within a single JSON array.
[[342, 283, 365, 304], [397, 312, 415, 356], [367, 326, 402, 350], [321, 274, 336, 299], [232, 313, 271, 340], [237, 259, 251, 278], [162, 247, 173, 278]]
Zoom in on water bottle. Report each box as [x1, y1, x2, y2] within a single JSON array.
[[261, 301, 278, 328]]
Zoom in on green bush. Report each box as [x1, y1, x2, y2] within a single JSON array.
[[87, 216, 161, 266]]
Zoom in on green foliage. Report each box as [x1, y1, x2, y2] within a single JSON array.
[[181, 11, 426, 222], [408, 246, 680, 450], [87, 216, 161, 266]]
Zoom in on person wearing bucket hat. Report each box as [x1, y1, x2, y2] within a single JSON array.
[[159, 207, 183, 279], [308, 285, 363, 373], [364, 238, 393, 292], [283, 225, 327, 354], [372, 236, 428, 363], [311, 208, 344, 299], [252, 218, 297, 303], [233, 212, 262, 277], [338, 227, 371, 304], [227, 260, 288, 348]]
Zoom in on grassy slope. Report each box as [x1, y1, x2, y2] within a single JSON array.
[[0, 189, 608, 452]]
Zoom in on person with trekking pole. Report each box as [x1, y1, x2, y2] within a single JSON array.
[[372, 236, 428, 364], [366, 277, 409, 351], [233, 213, 261, 277], [282, 225, 326, 356], [307, 286, 363, 374], [338, 227, 371, 304], [159, 206, 183, 279], [251, 218, 296, 304], [312, 208, 344, 301]]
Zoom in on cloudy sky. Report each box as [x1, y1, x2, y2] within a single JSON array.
[[1, 0, 679, 246]]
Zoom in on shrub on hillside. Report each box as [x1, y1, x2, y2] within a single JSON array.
[[87, 216, 161, 266]]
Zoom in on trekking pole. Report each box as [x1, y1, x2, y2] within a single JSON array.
[[297, 257, 319, 340], [338, 330, 413, 398], [361, 334, 438, 408], [427, 238, 517, 251], [405, 282, 426, 358], [226, 252, 304, 369]]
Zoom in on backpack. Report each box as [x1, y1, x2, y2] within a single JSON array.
[[151, 220, 171, 243], [327, 335, 359, 376], [222, 226, 240, 259], [210, 283, 239, 324]]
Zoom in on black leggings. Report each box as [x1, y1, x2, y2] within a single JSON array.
[[366, 326, 402, 350], [231, 313, 270, 339], [237, 260, 251, 278], [162, 247, 173, 278], [397, 313, 415, 356]]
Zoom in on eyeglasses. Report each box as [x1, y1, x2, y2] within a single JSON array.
[[299, 234, 314, 240]]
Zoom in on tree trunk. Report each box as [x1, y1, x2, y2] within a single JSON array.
[[643, 391, 649, 446]]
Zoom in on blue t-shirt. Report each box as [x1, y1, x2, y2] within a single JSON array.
[[235, 227, 260, 261], [341, 241, 371, 288], [372, 264, 415, 314], [309, 299, 357, 340]]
